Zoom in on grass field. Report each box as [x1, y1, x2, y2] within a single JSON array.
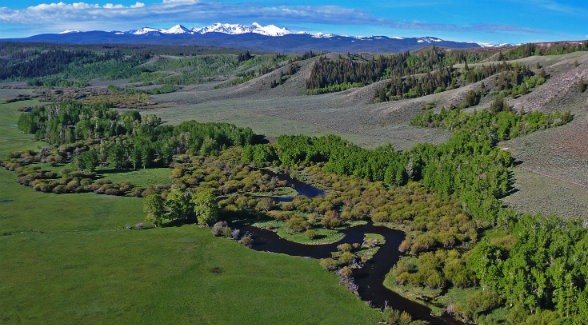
[[252, 220, 347, 245], [0, 226, 381, 325], [100, 168, 173, 187], [0, 99, 45, 157], [0, 99, 382, 324], [383, 265, 442, 309]]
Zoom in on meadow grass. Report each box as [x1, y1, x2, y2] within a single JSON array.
[[0, 168, 144, 233], [0, 98, 382, 324], [0, 99, 45, 157], [99, 167, 173, 187], [434, 287, 508, 323], [356, 233, 386, 261], [252, 220, 346, 245], [383, 264, 442, 307], [0, 226, 381, 325]]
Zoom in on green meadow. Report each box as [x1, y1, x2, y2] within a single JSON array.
[[0, 99, 380, 324]]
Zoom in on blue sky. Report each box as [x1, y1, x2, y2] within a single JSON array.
[[0, 0, 586, 43]]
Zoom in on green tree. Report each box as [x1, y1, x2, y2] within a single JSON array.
[[166, 189, 192, 222], [108, 144, 127, 169], [520, 82, 528, 95], [468, 240, 506, 291], [130, 146, 142, 170], [120, 110, 141, 134], [489, 95, 508, 113], [191, 189, 218, 225], [76, 149, 98, 172], [304, 229, 317, 239], [140, 145, 154, 169], [144, 194, 166, 227]]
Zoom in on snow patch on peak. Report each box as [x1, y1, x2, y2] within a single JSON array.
[[310, 32, 336, 38], [193, 23, 246, 34], [192, 22, 291, 36], [59, 30, 81, 34], [475, 42, 514, 48], [476, 42, 496, 48], [161, 24, 191, 34], [418, 37, 443, 43], [133, 27, 160, 35], [254, 23, 291, 36]]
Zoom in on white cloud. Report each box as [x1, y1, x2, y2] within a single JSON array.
[[103, 4, 124, 9], [162, 0, 199, 3]]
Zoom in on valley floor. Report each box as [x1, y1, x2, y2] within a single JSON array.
[[0, 99, 381, 324], [1, 48, 587, 325]]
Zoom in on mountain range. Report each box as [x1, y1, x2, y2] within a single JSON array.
[[4, 22, 511, 53]]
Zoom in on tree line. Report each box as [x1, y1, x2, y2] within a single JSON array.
[[376, 62, 538, 102], [5, 102, 259, 195]]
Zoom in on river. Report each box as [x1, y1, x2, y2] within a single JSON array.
[[235, 171, 462, 324]]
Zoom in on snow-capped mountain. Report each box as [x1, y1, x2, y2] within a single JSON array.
[[161, 25, 192, 35], [192, 22, 291, 36], [475, 41, 514, 48], [417, 37, 443, 44], [122, 22, 293, 37], [133, 27, 160, 35], [7, 22, 503, 54], [50, 23, 509, 47]]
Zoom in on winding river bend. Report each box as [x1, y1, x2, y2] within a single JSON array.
[[237, 173, 462, 324]]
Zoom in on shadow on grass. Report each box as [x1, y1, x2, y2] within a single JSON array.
[[222, 208, 268, 227], [502, 170, 520, 198]]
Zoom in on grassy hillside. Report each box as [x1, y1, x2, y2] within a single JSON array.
[[0, 99, 381, 324], [500, 52, 588, 219], [150, 50, 588, 218]]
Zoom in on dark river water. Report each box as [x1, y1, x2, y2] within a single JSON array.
[[236, 172, 462, 324], [239, 223, 460, 324], [261, 169, 325, 201]]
